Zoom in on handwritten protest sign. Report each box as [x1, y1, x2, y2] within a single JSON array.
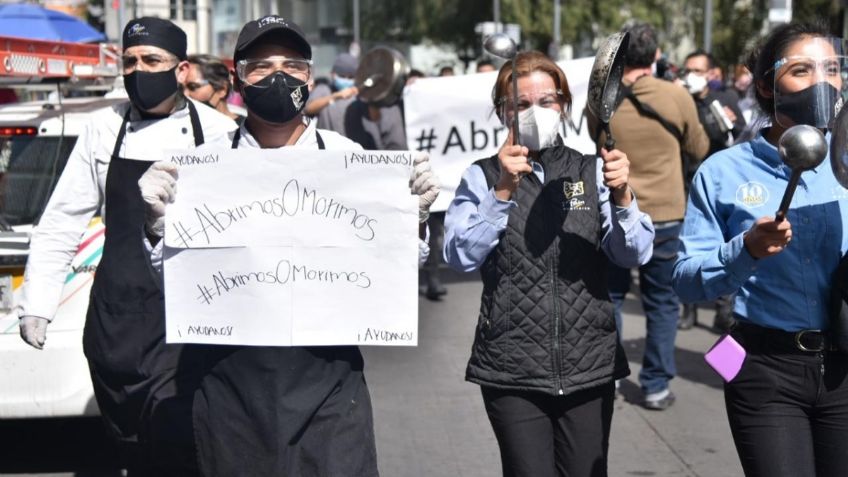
[[163, 148, 419, 346], [403, 57, 596, 211]]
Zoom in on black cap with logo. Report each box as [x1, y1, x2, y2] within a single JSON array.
[[122, 17, 187, 61], [233, 15, 311, 63]]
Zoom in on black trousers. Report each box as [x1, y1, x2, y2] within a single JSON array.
[[726, 327, 848, 477], [481, 383, 614, 477]]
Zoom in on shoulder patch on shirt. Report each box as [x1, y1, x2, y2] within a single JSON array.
[[735, 181, 769, 208]]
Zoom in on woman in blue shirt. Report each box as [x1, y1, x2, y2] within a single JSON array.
[[444, 51, 654, 477], [673, 22, 848, 477]]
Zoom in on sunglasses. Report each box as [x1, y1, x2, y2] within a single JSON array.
[[185, 80, 211, 91]]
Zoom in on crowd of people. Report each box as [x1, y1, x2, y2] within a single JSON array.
[[11, 10, 848, 477]]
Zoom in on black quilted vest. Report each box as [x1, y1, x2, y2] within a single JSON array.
[[466, 146, 629, 396]]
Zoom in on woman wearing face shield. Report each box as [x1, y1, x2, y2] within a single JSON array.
[[672, 22, 848, 477], [443, 51, 655, 476]]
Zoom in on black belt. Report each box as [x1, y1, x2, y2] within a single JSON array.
[[734, 322, 836, 354]]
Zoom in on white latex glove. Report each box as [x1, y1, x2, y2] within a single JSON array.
[[138, 161, 179, 238], [19, 315, 49, 350], [409, 152, 440, 223]]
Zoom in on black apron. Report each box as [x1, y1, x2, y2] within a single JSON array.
[[192, 126, 378, 477], [83, 101, 205, 475]]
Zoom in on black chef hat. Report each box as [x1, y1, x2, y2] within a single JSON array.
[[122, 17, 188, 61], [233, 15, 311, 63]]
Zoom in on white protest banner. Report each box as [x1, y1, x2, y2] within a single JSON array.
[[403, 57, 596, 211], [163, 148, 419, 347]]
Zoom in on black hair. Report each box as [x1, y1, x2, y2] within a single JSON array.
[[624, 23, 658, 68], [188, 54, 233, 96], [684, 49, 716, 69], [746, 20, 831, 116], [408, 69, 425, 79]]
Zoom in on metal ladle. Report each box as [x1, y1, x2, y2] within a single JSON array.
[[776, 124, 828, 222], [484, 33, 520, 145]]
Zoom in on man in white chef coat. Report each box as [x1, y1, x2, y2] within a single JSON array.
[[17, 16, 235, 476]]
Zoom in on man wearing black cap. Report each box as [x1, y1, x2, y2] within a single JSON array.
[[17, 16, 235, 475], [139, 14, 439, 476]]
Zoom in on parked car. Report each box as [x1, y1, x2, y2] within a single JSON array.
[[0, 95, 124, 418]]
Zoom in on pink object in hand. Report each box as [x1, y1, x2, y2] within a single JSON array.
[[704, 334, 746, 382]]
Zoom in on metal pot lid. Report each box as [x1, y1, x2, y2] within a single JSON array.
[[587, 31, 630, 123], [355, 46, 411, 106]]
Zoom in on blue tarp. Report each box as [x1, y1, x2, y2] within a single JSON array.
[[0, 3, 106, 43]]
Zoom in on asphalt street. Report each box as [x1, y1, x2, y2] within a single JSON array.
[[364, 269, 744, 477]]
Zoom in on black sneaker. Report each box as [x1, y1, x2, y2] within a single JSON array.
[[643, 390, 675, 411]]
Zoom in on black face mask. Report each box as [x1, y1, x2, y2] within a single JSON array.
[[124, 67, 179, 112], [241, 72, 309, 124], [775, 81, 840, 128]]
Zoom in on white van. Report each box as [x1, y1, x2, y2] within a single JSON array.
[[0, 95, 124, 418]]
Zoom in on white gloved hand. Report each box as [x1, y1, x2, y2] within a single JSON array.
[[19, 315, 49, 350], [138, 161, 179, 238], [409, 152, 440, 223]]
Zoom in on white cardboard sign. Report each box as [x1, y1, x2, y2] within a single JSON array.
[[162, 148, 419, 346]]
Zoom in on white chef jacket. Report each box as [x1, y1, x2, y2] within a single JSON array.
[[18, 99, 237, 321]]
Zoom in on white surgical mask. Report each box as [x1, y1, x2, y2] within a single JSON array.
[[684, 72, 707, 95], [515, 105, 562, 151]]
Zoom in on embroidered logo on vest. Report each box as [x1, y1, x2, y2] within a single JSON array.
[[563, 180, 589, 211], [564, 181, 584, 199]]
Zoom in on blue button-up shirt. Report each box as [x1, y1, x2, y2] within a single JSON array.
[[444, 158, 655, 272], [673, 131, 848, 331]]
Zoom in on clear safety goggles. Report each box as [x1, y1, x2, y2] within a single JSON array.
[[770, 36, 848, 128], [497, 89, 566, 119], [235, 56, 313, 87]]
